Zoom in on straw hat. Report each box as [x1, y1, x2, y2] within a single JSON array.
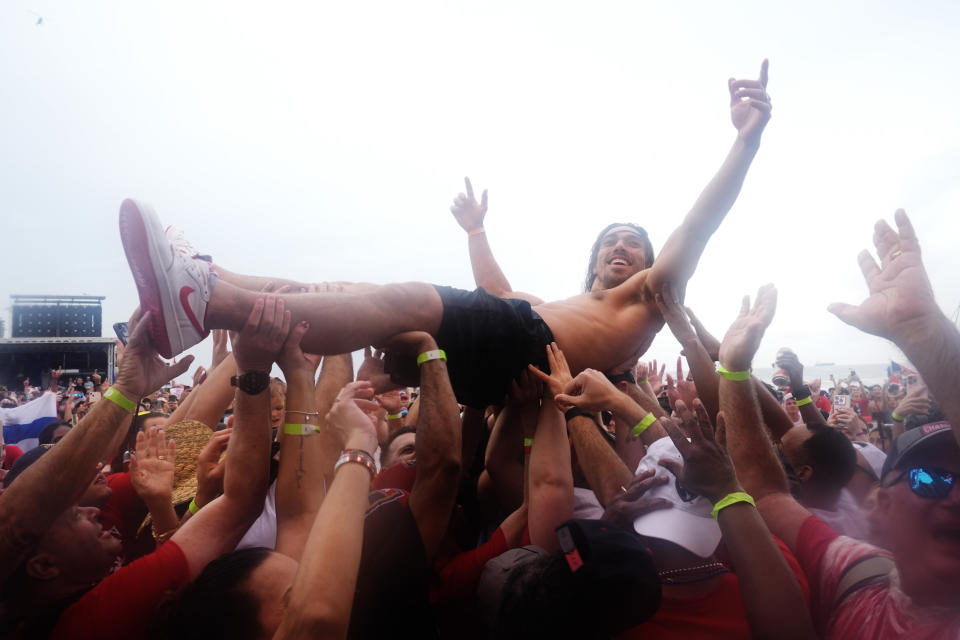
[[165, 419, 215, 506], [138, 419, 214, 533]]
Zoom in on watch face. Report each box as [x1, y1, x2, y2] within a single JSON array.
[[233, 371, 271, 394]]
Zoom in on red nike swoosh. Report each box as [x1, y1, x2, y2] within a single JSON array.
[[180, 286, 206, 335]]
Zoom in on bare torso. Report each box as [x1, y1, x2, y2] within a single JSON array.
[[534, 270, 663, 376]]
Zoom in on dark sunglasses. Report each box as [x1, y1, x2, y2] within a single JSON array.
[[893, 467, 956, 499]]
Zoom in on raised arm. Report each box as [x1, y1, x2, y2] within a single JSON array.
[[0, 310, 192, 580], [645, 60, 772, 300], [655, 283, 720, 420], [659, 402, 815, 640], [273, 381, 380, 640], [527, 396, 573, 552], [776, 350, 827, 427], [172, 296, 289, 578], [718, 286, 812, 552], [407, 333, 462, 561], [829, 209, 960, 447], [450, 177, 544, 305], [274, 321, 328, 560]]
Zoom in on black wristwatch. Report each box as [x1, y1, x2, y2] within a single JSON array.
[[230, 371, 271, 395], [564, 407, 596, 422]]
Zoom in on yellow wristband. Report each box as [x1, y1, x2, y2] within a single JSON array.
[[386, 413, 403, 421], [892, 411, 904, 421], [104, 386, 136, 413], [417, 349, 447, 366], [716, 365, 750, 381], [795, 396, 813, 407], [638, 377, 648, 386], [632, 413, 656, 438], [188, 498, 200, 515], [711, 491, 756, 519], [284, 423, 318, 436]]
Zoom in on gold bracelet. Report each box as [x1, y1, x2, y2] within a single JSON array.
[[152, 523, 179, 545]]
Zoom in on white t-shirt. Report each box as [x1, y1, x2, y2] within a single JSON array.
[[236, 480, 278, 550]]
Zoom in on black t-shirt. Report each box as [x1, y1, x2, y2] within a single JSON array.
[[348, 489, 437, 640]]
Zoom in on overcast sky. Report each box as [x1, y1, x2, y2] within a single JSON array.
[[2, 1, 959, 383]]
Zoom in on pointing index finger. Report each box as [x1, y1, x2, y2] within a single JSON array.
[[759, 58, 769, 88], [464, 177, 474, 200]]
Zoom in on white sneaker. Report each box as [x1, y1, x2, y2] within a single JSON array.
[[165, 225, 213, 263], [119, 199, 212, 358]]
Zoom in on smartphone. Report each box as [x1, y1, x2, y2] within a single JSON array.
[[113, 322, 129, 345], [887, 383, 900, 394], [834, 395, 851, 409]]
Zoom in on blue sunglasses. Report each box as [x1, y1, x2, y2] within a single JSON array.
[[896, 467, 956, 499]]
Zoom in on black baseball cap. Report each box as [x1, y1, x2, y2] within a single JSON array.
[[881, 420, 956, 479]]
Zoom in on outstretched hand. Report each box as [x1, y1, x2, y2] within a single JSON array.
[[555, 368, 622, 412], [729, 59, 772, 143], [130, 426, 175, 503], [601, 469, 671, 529], [685, 306, 721, 361], [659, 400, 740, 504], [718, 284, 777, 372], [277, 320, 321, 379], [527, 342, 574, 399], [774, 350, 805, 389], [450, 177, 488, 233], [655, 283, 698, 346], [326, 381, 380, 454], [828, 210, 940, 344], [114, 309, 194, 399], [232, 296, 292, 373], [195, 428, 231, 507]]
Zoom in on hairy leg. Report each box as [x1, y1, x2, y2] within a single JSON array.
[[205, 279, 444, 354]]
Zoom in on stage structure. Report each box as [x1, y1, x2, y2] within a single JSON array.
[[0, 295, 116, 390]]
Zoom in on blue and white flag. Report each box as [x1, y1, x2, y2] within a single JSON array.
[[1, 392, 58, 452]]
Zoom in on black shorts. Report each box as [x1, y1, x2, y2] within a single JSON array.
[[432, 286, 554, 408]]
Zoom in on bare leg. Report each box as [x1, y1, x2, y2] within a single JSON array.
[[213, 265, 383, 295], [213, 265, 310, 292], [204, 279, 444, 355]]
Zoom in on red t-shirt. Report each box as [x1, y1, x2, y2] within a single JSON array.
[[51, 540, 190, 640], [794, 515, 960, 638], [431, 527, 510, 604], [100, 471, 153, 563], [2, 444, 23, 471], [618, 537, 809, 639], [815, 395, 832, 415]]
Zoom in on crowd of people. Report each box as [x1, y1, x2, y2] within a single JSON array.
[[1, 61, 958, 639]]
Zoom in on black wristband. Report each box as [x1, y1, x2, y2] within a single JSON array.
[[564, 407, 595, 422], [791, 385, 811, 401]]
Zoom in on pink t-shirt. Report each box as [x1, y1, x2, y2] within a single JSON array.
[[795, 515, 960, 638]]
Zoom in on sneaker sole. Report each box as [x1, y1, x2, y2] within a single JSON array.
[[119, 199, 177, 358]]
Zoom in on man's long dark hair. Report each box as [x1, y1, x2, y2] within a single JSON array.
[[583, 222, 655, 292]]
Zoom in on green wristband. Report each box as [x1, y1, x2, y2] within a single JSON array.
[[716, 365, 750, 381], [795, 396, 813, 407], [711, 491, 756, 519], [284, 423, 318, 436], [632, 413, 656, 438], [104, 386, 136, 413], [417, 349, 447, 366], [386, 413, 403, 421], [188, 498, 200, 515], [892, 411, 904, 421]]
